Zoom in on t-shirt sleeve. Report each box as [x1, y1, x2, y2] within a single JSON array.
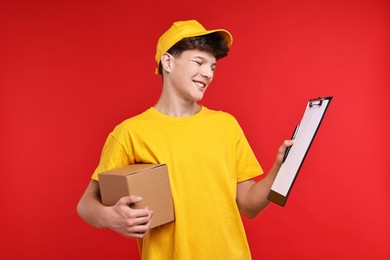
[[234, 121, 263, 182], [91, 129, 132, 181]]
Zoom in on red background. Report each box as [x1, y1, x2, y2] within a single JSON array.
[[1, 1, 389, 259]]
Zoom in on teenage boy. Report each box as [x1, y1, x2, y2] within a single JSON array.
[[77, 19, 293, 259]]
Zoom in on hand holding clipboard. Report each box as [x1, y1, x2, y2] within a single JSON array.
[[268, 96, 333, 207], [282, 125, 300, 163]]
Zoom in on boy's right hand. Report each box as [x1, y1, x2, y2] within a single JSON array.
[[104, 195, 153, 239]]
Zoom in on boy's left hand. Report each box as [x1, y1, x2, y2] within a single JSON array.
[[276, 140, 294, 164]]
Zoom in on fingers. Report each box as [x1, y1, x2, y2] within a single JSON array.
[[278, 139, 294, 154], [123, 210, 154, 238], [116, 195, 152, 222], [276, 139, 295, 164], [110, 195, 154, 238], [284, 139, 294, 149], [117, 195, 143, 206], [120, 208, 153, 238]]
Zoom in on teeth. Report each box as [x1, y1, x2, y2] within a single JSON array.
[[194, 81, 205, 88]]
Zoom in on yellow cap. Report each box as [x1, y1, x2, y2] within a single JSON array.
[[155, 20, 233, 74]]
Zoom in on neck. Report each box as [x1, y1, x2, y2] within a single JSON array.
[[154, 98, 202, 118]]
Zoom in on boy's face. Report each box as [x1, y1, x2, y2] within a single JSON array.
[[167, 49, 216, 102]]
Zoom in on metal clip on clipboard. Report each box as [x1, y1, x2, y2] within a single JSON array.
[[309, 97, 325, 107], [267, 96, 333, 207]]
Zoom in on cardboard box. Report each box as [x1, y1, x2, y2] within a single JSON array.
[[98, 164, 174, 229]]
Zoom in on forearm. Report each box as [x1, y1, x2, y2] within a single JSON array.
[[77, 180, 110, 229], [237, 140, 293, 218], [242, 161, 282, 218], [77, 179, 153, 239]]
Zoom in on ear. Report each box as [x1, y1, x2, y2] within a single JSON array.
[[161, 53, 173, 74]]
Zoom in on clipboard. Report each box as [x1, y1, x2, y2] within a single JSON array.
[[267, 96, 333, 207]]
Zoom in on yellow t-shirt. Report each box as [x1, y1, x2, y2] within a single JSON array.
[[92, 107, 263, 260]]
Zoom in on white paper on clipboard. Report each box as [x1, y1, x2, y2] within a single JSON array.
[[267, 96, 333, 206]]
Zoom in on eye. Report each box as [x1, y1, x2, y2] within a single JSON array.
[[192, 60, 202, 65]]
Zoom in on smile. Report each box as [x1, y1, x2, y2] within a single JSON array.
[[194, 81, 206, 88]]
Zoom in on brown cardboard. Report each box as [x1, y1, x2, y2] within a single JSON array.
[[98, 164, 174, 229]]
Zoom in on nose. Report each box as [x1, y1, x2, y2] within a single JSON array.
[[201, 66, 214, 79]]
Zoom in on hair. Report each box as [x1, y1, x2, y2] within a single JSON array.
[[158, 32, 230, 75]]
